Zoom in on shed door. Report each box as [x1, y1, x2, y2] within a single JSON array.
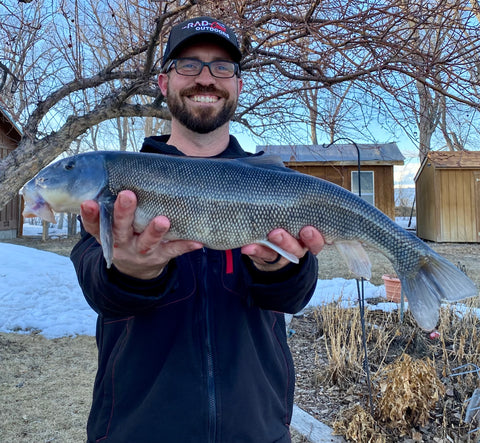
[[476, 172, 480, 242]]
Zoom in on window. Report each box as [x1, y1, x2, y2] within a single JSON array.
[[351, 171, 374, 206]]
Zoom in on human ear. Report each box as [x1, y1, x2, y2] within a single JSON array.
[[237, 76, 243, 96], [158, 73, 168, 96]]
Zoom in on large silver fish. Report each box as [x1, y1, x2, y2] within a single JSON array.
[[22, 151, 477, 330]]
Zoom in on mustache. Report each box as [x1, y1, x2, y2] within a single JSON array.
[[181, 85, 229, 99]]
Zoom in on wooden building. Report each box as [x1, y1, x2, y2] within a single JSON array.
[[415, 151, 480, 243], [256, 143, 404, 220], [0, 106, 22, 239]]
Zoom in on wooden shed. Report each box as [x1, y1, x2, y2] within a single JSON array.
[[256, 143, 404, 220], [0, 106, 22, 239], [415, 151, 480, 243]]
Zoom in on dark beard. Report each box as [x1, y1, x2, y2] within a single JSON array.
[[167, 85, 237, 134]]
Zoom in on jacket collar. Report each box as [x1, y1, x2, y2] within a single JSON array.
[[141, 134, 257, 159]]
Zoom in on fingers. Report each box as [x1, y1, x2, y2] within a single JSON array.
[[268, 229, 307, 258], [112, 191, 137, 246], [242, 227, 325, 272], [241, 245, 289, 272], [80, 190, 203, 279], [81, 191, 325, 277], [241, 229, 296, 271], [80, 200, 100, 239], [299, 226, 325, 255], [136, 216, 170, 255], [157, 239, 204, 259], [241, 243, 286, 267], [241, 243, 276, 262]]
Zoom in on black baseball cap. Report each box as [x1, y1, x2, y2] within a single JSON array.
[[162, 16, 242, 68]]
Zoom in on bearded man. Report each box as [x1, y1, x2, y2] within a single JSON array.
[[71, 16, 324, 443]]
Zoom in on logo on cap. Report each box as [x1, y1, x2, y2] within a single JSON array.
[[183, 19, 230, 40]]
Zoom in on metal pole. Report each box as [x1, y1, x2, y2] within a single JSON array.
[[323, 138, 361, 197], [322, 137, 374, 415]]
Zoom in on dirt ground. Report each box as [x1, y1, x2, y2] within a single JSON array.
[[1, 235, 479, 442], [0, 332, 96, 443]]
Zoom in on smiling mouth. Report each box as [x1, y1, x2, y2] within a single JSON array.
[[189, 95, 220, 103], [182, 86, 228, 104]]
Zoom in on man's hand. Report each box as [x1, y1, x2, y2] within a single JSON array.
[[241, 226, 325, 272], [80, 190, 203, 280]]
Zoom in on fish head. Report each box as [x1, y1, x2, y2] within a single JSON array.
[[22, 153, 107, 222]]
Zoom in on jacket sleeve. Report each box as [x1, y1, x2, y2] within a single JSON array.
[[70, 226, 179, 317], [241, 252, 318, 314]]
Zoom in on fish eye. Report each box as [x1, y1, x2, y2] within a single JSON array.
[[64, 161, 75, 170]]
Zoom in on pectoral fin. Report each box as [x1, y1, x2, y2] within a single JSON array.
[[99, 200, 115, 268], [258, 240, 300, 264], [334, 240, 372, 280]]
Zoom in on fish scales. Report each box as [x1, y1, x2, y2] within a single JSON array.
[[106, 154, 430, 276], [107, 154, 309, 248], [21, 151, 478, 330]]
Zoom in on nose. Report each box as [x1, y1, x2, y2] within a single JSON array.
[[194, 65, 216, 85]]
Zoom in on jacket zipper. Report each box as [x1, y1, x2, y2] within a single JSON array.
[[202, 248, 217, 442]]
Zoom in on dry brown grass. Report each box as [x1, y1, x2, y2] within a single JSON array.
[[0, 333, 96, 443], [333, 405, 386, 443], [311, 298, 400, 389], [291, 297, 480, 442], [374, 354, 445, 431]]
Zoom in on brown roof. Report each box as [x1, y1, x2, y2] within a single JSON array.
[[426, 150, 480, 168]]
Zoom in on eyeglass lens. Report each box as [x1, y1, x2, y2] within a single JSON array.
[[173, 58, 237, 78]]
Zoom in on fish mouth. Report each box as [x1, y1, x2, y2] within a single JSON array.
[[22, 191, 56, 224]]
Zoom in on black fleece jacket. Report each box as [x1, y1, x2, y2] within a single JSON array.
[[70, 135, 318, 443]]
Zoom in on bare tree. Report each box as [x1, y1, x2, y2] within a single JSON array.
[[237, 0, 480, 157], [0, 0, 191, 208], [1, 0, 480, 210]]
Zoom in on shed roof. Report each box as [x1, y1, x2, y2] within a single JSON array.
[[424, 150, 480, 168], [256, 143, 404, 165], [414, 150, 480, 182]]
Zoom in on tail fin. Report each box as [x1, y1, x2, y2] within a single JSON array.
[[398, 252, 477, 331]]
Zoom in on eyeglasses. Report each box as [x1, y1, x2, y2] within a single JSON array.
[[165, 58, 240, 78]]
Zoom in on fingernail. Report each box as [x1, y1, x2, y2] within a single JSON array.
[[302, 227, 313, 240], [270, 232, 283, 243], [81, 204, 93, 217], [153, 220, 168, 234], [118, 193, 132, 208]]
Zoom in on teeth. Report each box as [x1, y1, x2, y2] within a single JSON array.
[[191, 95, 218, 103]]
